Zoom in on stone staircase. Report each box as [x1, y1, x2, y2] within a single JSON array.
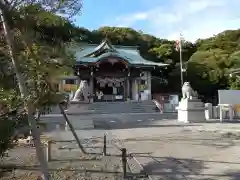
[[40, 101, 177, 130], [67, 100, 158, 115]]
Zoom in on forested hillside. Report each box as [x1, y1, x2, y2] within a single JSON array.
[[59, 25, 240, 101]]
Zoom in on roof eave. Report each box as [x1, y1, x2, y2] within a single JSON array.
[[136, 62, 169, 67], [228, 68, 240, 74], [128, 63, 169, 68]]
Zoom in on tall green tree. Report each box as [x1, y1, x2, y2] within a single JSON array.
[[0, 1, 82, 179], [186, 49, 231, 100]]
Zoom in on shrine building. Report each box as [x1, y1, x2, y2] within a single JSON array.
[[65, 39, 168, 102]]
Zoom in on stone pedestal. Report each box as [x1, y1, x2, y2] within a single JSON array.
[[176, 98, 206, 123], [205, 103, 213, 120]]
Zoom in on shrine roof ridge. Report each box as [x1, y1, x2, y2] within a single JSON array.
[[72, 42, 139, 50], [70, 39, 169, 67]]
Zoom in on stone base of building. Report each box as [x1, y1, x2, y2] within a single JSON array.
[[176, 98, 206, 123]]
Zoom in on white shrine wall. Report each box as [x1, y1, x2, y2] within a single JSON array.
[[218, 90, 240, 121], [218, 90, 240, 105], [131, 71, 152, 101], [131, 79, 138, 100], [141, 71, 152, 100]]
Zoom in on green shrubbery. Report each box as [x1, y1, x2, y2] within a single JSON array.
[[0, 111, 28, 157], [0, 115, 16, 157]]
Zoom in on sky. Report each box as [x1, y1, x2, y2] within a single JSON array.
[[75, 0, 240, 42]]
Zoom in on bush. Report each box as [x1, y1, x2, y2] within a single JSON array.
[[0, 111, 28, 157], [0, 115, 16, 157]]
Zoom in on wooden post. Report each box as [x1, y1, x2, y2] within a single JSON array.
[[43, 143, 49, 162], [47, 141, 51, 162], [229, 105, 233, 121], [219, 105, 223, 122], [121, 148, 127, 178], [103, 133, 107, 156]]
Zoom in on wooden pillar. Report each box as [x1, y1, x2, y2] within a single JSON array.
[[90, 67, 94, 95], [76, 78, 80, 87], [58, 79, 63, 92], [90, 77, 94, 95], [127, 69, 131, 100], [127, 79, 130, 100], [129, 78, 132, 99], [124, 79, 127, 100]]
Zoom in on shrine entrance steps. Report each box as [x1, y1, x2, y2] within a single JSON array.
[[66, 100, 159, 115], [39, 101, 177, 131]]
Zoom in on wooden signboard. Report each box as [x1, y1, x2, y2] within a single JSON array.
[[63, 84, 78, 92], [234, 104, 240, 112]]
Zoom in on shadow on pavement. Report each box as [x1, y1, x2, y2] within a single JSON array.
[[133, 155, 240, 165], [142, 156, 204, 179], [223, 171, 240, 180], [141, 156, 240, 180]]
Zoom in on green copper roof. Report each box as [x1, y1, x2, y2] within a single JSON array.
[[73, 39, 168, 67]]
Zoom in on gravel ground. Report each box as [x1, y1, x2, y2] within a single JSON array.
[[0, 139, 132, 180]]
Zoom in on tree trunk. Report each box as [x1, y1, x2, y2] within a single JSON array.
[[0, 9, 50, 180]]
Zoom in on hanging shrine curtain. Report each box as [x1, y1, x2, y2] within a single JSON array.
[[96, 77, 125, 85]]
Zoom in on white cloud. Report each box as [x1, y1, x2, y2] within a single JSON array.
[[115, 12, 148, 27], [111, 0, 240, 42]]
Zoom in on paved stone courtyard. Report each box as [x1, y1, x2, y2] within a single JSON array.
[[123, 129, 240, 180], [47, 119, 240, 180]]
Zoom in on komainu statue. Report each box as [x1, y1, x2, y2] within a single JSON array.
[[181, 82, 198, 100], [72, 80, 89, 101]]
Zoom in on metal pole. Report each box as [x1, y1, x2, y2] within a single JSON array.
[[103, 133, 107, 156], [58, 103, 86, 154], [121, 148, 127, 178], [179, 34, 184, 86], [47, 141, 51, 162]]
